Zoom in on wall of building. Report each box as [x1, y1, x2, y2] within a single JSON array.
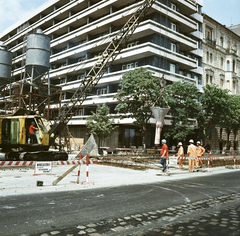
[[202, 14, 240, 152], [202, 14, 240, 94]]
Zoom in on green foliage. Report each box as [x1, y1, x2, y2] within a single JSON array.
[[114, 69, 240, 146], [114, 67, 163, 127], [201, 84, 230, 127], [220, 94, 240, 132], [226, 95, 240, 131], [163, 81, 205, 141], [86, 103, 117, 143], [201, 84, 240, 141]]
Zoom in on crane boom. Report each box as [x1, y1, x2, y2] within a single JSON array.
[[49, 0, 156, 140]]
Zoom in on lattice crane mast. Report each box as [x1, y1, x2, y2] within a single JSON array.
[[49, 0, 156, 142]]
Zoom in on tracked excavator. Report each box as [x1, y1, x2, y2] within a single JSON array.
[[1, 0, 156, 161]]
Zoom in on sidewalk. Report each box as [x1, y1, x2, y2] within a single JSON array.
[[1, 162, 239, 197]]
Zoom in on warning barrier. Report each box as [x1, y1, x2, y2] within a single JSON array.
[[81, 153, 93, 184], [176, 155, 239, 170], [53, 153, 96, 185], [0, 160, 98, 167], [71, 153, 83, 184], [71, 153, 94, 184], [56, 160, 98, 165], [0, 161, 35, 167], [178, 156, 240, 160]]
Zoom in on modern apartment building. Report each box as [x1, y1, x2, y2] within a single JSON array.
[[202, 14, 240, 151], [0, 0, 203, 148]]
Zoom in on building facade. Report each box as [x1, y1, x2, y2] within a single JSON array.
[[202, 14, 240, 152], [228, 24, 240, 37], [0, 0, 203, 148]]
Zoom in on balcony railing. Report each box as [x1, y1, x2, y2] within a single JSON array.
[[226, 48, 237, 55], [206, 38, 216, 47]]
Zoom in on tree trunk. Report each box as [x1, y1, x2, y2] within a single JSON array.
[[142, 125, 147, 149]]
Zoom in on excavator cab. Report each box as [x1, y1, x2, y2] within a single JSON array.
[[0, 115, 50, 152], [0, 113, 67, 161], [26, 118, 48, 144]]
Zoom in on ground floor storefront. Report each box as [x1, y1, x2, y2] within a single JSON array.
[[68, 123, 240, 154], [67, 124, 197, 150], [68, 124, 156, 149]]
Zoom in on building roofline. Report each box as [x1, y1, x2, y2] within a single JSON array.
[[229, 23, 240, 28], [0, 0, 59, 38], [228, 23, 240, 31], [202, 13, 240, 39]]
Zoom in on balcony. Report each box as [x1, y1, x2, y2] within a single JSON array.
[[190, 66, 203, 75], [226, 48, 238, 55], [177, 0, 196, 14], [190, 12, 203, 22], [205, 39, 216, 47], [190, 48, 203, 57], [190, 31, 203, 40], [196, 0, 203, 6]]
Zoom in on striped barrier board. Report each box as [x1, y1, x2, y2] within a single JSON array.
[[56, 160, 98, 165], [178, 156, 240, 160], [0, 161, 35, 167], [0, 160, 98, 167]]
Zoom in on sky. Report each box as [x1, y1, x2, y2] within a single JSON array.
[[203, 0, 240, 27], [0, 0, 240, 35], [0, 0, 48, 35]]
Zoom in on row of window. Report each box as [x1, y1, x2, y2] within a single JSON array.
[[205, 28, 237, 52], [54, 49, 201, 85], [43, 6, 202, 76], [122, 62, 138, 70], [206, 52, 237, 72], [74, 104, 118, 117], [52, 40, 200, 79], [206, 75, 238, 93]]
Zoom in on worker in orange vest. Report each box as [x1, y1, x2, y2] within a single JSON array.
[[177, 142, 184, 169], [29, 121, 38, 143], [160, 139, 168, 172], [187, 139, 196, 171], [196, 141, 205, 168]]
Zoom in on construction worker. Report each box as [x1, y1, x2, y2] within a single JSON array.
[[196, 141, 205, 168], [160, 139, 168, 172], [187, 139, 196, 171], [29, 121, 38, 143], [177, 142, 184, 169]]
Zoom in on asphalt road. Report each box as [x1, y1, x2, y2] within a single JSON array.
[[0, 170, 239, 236]]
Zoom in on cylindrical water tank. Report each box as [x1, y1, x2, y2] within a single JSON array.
[[25, 30, 50, 78], [0, 43, 12, 87]]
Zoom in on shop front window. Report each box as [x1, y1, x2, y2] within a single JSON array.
[[124, 128, 135, 148]]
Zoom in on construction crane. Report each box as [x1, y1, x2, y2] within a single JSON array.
[[1, 0, 156, 161]]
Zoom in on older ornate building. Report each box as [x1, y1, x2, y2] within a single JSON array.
[[202, 14, 240, 152]]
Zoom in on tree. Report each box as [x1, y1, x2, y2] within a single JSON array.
[[114, 67, 164, 148], [201, 84, 230, 144], [201, 84, 240, 149], [86, 103, 117, 146], [218, 94, 240, 149], [201, 84, 230, 129], [114, 67, 163, 126], [226, 95, 240, 132], [163, 81, 205, 142]]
